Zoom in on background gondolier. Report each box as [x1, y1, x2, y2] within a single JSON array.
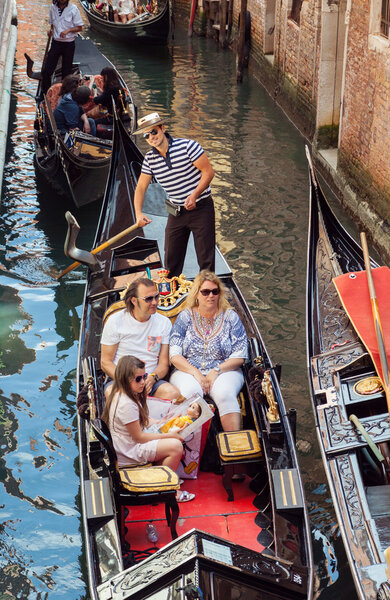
[[41, 0, 83, 96], [134, 113, 216, 278]]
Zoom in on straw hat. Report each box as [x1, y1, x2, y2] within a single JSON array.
[[133, 112, 165, 135]]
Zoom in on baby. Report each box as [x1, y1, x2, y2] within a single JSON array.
[[146, 402, 201, 434], [160, 402, 201, 434]]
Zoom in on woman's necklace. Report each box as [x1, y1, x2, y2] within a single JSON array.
[[193, 309, 224, 369]]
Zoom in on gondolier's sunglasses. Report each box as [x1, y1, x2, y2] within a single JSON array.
[[134, 373, 148, 383], [138, 292, 160, 303], [143, 128, 159, 139], [199, 288, 220, 296]]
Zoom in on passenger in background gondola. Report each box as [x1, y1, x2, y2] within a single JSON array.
[[91, 67, 126, 125], [54, 85, 97, 137], [117, 0, 137, 22], [45, 73, 80, 113], [41, 0, 84, 96]]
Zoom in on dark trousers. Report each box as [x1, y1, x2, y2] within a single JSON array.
[[42, 40, 75, 95], [164, 196, 216, 277]]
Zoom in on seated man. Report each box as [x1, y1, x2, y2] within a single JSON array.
[[101, 277, 181, 401], [54, 85, 97, 137]]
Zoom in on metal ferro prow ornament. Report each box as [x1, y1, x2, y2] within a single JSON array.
[[262, 370, 280, 423]]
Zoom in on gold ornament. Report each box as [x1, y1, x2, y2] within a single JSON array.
[[353, 376, 383, 396]]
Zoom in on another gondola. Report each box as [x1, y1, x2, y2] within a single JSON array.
[[306, 147, 390, 599], [80, 0, 171, 45], [33, 36, 136, 208], [65, 114, 313, 600]]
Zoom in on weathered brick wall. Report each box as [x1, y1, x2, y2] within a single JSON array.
[[339, 0, 390, 220]]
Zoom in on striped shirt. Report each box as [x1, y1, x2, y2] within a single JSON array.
[[141, 135, 211, 205]]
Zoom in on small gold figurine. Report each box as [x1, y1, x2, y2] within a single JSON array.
[[262, 370, 279, 423]]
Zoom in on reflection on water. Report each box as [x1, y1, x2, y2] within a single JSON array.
[[0, 0, 358, 597]]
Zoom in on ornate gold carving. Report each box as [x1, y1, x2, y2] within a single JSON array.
[[154, 271, 192, 310], [261, 370, 279, 423]]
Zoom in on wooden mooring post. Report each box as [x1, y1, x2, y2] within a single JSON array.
[[236, 0, 248, 83], [219, 0, 227, 47]]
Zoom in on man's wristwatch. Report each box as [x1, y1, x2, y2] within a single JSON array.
[[151, 372, 159, 382], [213, 365, 221, 375]]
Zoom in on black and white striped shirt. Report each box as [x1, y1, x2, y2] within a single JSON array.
[[141, 135, 211, 205]]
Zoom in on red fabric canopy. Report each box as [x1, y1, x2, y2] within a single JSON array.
[[333, 266, 390, 385]]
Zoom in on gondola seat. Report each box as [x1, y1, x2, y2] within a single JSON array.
[[90, 418, 181, 540], [216, 429, 263, 501], [46, 83, 62, 112]]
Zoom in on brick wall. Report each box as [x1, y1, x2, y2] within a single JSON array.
[[173, 0, 390, 221], [339, 0, 390, 220]]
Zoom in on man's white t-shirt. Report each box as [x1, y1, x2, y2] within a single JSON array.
[[50, 3, 83, 42], [101, 310, 172, 374]]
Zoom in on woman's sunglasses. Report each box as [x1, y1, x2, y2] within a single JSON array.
[[134, 373, 148, 383], [138, 292, 160, 303], [143, 128, 159, 139], [199, 288, 220, 296]]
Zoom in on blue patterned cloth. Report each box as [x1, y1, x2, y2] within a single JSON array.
[[169, 308, 248, 373]]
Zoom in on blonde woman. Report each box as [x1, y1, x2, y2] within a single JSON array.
[[169, 271, 248, 431]]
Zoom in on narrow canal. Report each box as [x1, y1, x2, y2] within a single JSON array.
[[0, 0, 358, 597]]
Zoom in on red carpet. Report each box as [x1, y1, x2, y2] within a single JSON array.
[[123, 471, 264, 554]]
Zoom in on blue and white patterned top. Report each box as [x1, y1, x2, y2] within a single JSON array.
[[169, 308, 248, 373], [141, 135, 211, 205]]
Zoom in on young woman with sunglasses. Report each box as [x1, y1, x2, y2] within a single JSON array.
[[169, 271, 248, 432], [101, 355, 184, 469]]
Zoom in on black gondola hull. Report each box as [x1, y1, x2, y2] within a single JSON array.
[[73, 119, 313, 600], [305, 147, 390, 600], [33, 36, 135, 207], [80, 0, 171, 44]]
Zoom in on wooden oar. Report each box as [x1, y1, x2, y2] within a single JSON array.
[[41, 31, 52, 71], [57, 222, 140, 279], [360, 232, 390, 413]]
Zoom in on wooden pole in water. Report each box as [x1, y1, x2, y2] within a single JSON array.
[[237, 0, 247, 83], [219, 0, 227, 48]]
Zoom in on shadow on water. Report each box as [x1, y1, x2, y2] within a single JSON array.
[[0, 0, 359, 597]]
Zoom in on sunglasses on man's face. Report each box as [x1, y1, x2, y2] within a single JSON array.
[[143, 128, 159, 139], [134, 373, 148, 383], [138, 292, 160, 303], [199, 288, 220, 296]]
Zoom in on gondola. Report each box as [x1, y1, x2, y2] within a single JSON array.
[[80, 0, 171, 45], [306, 146, 390, 599], [64, 114, 313, 600], [33, 36, 136, 208]]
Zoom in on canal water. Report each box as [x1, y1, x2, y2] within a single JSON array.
[[0, 0, 358, 597]]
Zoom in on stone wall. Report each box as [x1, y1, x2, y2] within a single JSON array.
[[338, 0, 390, 222]]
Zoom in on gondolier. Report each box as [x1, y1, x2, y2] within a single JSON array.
[[41, 0, 84, 95], [134, 113, 216, 277]]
